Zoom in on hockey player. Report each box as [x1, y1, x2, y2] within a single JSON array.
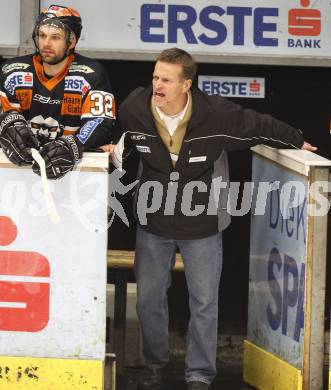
[[0, 5, 117, 179]]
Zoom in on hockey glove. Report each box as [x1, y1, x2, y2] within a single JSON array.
[[0, 111, 39, 166], [32, 135, 83, 180]]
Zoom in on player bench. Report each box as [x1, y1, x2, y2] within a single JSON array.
[[107, 249, 184, 376]]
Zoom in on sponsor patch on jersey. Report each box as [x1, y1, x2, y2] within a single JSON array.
[[33, 93, 61, 105], [2, 62, 30, 74], [136, 145, 151, 153], [76, 118, 104, 144], [5, 72, 33, 95], [16, 89, 33, 111], [189, 156, 207, 163], [64, 75, 91, 95], [61, 93, 82, 116], [69, 64, 94, 74], [131, 134, 146, 140]]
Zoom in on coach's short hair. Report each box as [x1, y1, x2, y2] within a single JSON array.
[[156, 48, 197, 81]]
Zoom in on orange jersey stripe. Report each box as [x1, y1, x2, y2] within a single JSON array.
[[15, 89, 32, 111], [63, 129, 77, 135], [33, 54, 75, 91], [0, 94, 22, 112]]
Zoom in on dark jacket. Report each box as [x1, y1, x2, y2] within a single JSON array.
[[119, 86, 304, 239]]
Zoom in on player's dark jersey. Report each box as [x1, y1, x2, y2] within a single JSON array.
[[0, 53, 117, 147]]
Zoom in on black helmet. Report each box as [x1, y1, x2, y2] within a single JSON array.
[[32, 4, 82, 47]]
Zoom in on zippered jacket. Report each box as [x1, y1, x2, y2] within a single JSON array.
[[116, 86, 304, 239]]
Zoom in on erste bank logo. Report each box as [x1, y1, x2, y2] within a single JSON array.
[[140, 1, 324, 51], [0, 216, 50, 332], [199, 76, 265, 99], [288, 0, 321, 48]]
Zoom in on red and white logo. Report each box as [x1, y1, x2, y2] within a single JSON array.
[[0, 216, 50, 332], [288, 0, 321, 36], [249, 80, 261, 94], [24, 73, 33, 83]]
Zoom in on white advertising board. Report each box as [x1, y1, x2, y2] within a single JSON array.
[[0, 153, 108, 360], [40, 0, 331, 59], [247, 155, 308, 368], [0, 0, 20, 46]]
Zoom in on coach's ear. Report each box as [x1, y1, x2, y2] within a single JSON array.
[[183, 78, 192, 93]]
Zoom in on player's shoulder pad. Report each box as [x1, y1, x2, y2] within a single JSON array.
[[69, 53, 105, 77], [1, 54, 34, 75]]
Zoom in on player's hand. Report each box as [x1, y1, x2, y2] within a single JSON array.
[[32, 135, 82, 179], [0, 110, 39, 166], [301, 141, 317, 152]]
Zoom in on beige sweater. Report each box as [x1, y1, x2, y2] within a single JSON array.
[[150, 93, 193, 167]]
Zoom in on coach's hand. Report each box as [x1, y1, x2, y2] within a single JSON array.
[[301, 141, 317, 152]]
